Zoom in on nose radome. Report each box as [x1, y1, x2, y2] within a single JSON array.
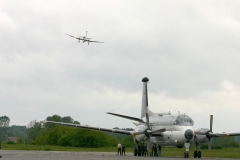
[[184, 129, 193, 141]]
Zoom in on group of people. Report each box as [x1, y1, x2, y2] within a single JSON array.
[[134, 143, 161, 157], [134, 143, 147, 156], [117, 142, 126, 156]]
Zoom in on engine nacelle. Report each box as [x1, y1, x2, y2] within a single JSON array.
[[194, 128, 210, 144], [133, 121, 144, 126], [134, 125, 147, 142]]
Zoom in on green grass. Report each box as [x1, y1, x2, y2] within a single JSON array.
[[2, 144, 240, 158]]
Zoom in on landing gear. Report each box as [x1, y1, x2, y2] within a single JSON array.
[[134, 149, 137, 156], [184, 152, 189, 158], [198, 151, 201, 158], [184, 142, 190, 158], [133, 142, 145, 156], [194, 151, 197, 158], [194, 151, 201, 158], [193, 143, 201, 158]]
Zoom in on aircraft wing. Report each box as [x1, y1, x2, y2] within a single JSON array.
[[88, 40, 104, 43], [195, 131, 240, 137], [65, 33, 82, 40], [228, 133, 240, 136], [107, 112, 145, 123], [41, 120, 135, 135], [211, 132, 240, 137]]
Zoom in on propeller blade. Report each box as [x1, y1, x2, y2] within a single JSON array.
[[151, 128, 166, 133], [210, 115, 213, 132], [131, 131, 144, 136], [147, 137, 152, 152], [146, 112, 150, 130], [208, 138, 212, 154]]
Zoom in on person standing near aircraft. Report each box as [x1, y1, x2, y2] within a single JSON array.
[[140, 143, 144, 156], [153, 145, 158, 157], [143, 143, 147, 156], [121, 144, 126, 156], [134, 143, 138, 156], [117, 142, 122, 156]]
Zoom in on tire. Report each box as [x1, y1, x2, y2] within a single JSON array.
[[184, 152, 187, 158], [138, 149, 141, 156], [186, 152, 189, 158], [194, 151, 197, 158], [134, 149, 137, 156], [197, 151, 201, 158]]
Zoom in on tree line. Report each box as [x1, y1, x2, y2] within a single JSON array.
[[27, 114, 134, 148]]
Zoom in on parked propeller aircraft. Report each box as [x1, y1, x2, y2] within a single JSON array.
[[65, 31, 104, 45], [42, 77, 240, 158]]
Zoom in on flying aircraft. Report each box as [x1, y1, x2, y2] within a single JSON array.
[[41, 77, 240, 158], [65, 31, 104, 45]]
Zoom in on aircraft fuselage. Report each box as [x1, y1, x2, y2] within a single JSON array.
[[134, 114, 195, 147]]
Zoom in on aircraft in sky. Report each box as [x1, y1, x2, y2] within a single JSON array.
[[42, 77, 240, 158], [65, 31, 104, 45]]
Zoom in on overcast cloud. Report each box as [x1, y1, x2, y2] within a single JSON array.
[[1, 0, 240, 132]]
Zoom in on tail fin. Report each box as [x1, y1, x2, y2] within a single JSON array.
[[141, 77, 154, 118]]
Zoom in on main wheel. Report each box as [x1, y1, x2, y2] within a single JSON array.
[[197, 151, 201, 158], [194, 151, 197, 158], [134, 149, 137, 156], [186, 152, 189, 158], [138, 149, 141, 156]]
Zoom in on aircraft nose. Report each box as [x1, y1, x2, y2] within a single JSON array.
[[184, 129, 193, 141]]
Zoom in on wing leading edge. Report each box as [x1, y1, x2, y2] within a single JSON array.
[[65, 33, 82, 40], [42, 120, 135, 135]]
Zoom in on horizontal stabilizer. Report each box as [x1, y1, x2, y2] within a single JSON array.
[[107, 112, 144, 123]]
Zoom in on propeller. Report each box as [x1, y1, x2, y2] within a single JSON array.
[[194, 115, 213, 153], [130, 112, 166, 152], [132, 113, 166, 152], [208, 115, 213, 153], [145, 112, 152, 152], [145, 112, 166, 152], [194, 115, 230, 154]]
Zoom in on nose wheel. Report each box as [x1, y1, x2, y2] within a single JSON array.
[[184, 143, 190, 158], [184, 152, 189, 158]]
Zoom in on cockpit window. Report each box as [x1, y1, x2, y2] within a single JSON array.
[[173, 115, 194, 126]]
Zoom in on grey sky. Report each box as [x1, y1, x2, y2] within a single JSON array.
[[1, 0, 240, 133]]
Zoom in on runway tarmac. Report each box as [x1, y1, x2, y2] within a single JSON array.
[[0, 150, 235, 160]]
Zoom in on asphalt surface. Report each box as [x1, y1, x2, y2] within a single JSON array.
[[0, 150, 235, 160]]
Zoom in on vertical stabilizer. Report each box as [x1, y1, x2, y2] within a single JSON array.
[[141, 77, 154, 118]]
